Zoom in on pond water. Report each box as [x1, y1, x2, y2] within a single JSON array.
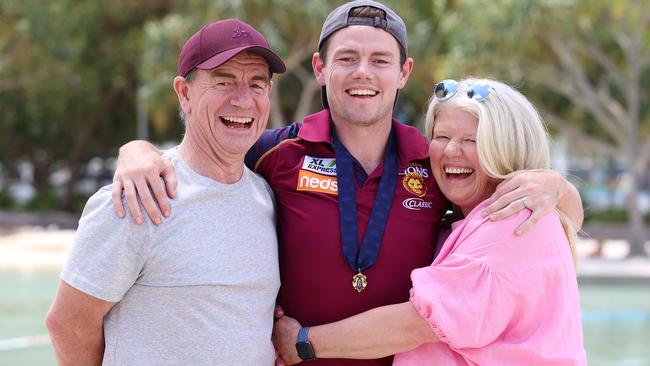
[[1, 270, 648, 365]]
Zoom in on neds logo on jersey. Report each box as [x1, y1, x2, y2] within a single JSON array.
[[297, 170, 338, 195]]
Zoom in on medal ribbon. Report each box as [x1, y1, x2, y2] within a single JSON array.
[[334, 128, 398, 273]]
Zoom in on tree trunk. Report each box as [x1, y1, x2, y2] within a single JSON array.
[[31, 153, 52, 195], [292, 78, 319, 123], [625, 170, 648, 257], [269, 89, 285, 129]]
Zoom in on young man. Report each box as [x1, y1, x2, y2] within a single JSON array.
[[45, 19, 286, 365], [111, 1, 583, 365]]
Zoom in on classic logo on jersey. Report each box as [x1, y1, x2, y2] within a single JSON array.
[[402, 198, 433, 210], [297, 170, 338, 195], [402, 172, 426, 197], [301, 156, 337, 176]]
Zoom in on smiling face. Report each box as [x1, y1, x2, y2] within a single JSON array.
[[429, 106, 498, 215], [313, 25, 413, 129], [175, 52, 271, 160]]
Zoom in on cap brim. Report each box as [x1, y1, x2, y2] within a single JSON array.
[[196, 45, 286, 74]]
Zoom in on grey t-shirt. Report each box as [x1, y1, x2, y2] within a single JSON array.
[[62, 148, 279, 365]]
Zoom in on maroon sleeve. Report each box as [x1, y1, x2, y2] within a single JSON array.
[[244, 122, 302, 170]]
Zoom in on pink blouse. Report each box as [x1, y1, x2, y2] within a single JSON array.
[[394, 200, 587, 365]]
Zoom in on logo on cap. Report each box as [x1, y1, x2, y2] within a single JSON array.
[[232, 28, 249, 38]]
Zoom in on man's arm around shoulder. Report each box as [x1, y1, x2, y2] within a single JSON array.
[[45, 280, 115, 366]]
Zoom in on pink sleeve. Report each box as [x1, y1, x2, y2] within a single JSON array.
[[409, 252, 519, 349]]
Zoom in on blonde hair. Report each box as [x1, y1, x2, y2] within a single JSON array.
[[425, 78, 577, 259]]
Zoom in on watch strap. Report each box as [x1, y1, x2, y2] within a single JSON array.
[[296, 326, 316, 361], [297, 326, 310, 343]]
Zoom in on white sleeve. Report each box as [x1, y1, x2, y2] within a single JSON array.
[[61, 186, 149, 302]]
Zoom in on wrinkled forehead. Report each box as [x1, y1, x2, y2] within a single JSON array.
[[209, 51, 271, 78], [222, 51, 270, 69]]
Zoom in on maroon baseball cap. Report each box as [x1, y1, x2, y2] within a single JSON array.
[[178, 18, 286, 77]]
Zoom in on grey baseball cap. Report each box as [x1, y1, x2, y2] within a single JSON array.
[[318, 0, 408, 56]]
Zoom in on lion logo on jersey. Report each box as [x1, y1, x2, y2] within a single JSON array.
[[402, 172, 426, 197]]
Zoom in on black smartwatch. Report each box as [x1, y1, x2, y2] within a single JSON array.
[[295, 326, 316, 361]]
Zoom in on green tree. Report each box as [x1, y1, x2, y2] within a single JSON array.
[[0, 0, 173, 211], [2, 0, 452, 213], [137, 0, 453, 135], [438, 0, 650, 256]]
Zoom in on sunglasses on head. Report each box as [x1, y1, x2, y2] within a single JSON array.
[[433, 79, 492, 102]]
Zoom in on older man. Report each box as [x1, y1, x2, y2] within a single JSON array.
[[110, 1, 584, 365], [45, 18, 286, 365]]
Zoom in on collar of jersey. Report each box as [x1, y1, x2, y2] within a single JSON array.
[[297, 109, 429, 164]]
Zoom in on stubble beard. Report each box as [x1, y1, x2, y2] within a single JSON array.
[[333, 100, 394, 129]]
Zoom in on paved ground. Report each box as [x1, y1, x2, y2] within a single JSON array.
[[0, 227, 75, 270]]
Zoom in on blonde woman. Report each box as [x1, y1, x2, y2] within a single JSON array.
[[273, 78, 586, 366]]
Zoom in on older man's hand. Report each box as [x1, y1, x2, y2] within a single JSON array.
[[272, 315, 303, 365]]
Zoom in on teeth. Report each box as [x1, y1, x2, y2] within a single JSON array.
[[221, 116, 253, 124], [348, 89, 378, 96], [445, 167, 474, 174]]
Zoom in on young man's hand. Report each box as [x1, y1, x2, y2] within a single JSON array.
[[483, 170, 583, 235], [111, 140, 177, 225]]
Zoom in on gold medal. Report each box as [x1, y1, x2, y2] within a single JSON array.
[[352, 271, 367, 293]]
